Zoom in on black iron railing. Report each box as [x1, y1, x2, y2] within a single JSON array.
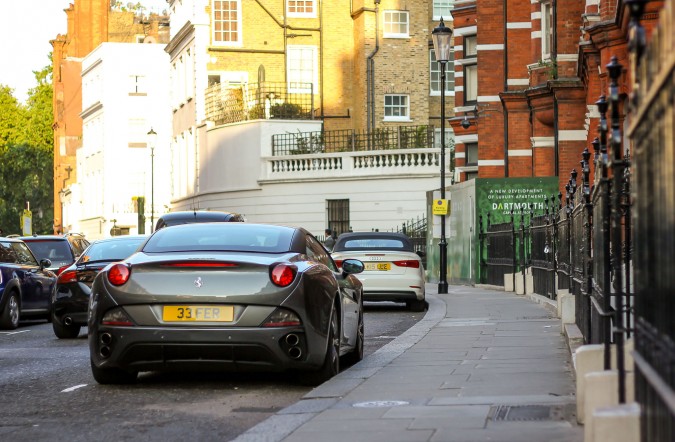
[[271, 125, 434, 156], [204, 82, 314, 126]]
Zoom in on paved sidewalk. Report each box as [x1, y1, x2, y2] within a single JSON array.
[[234, 284, 583, 442]]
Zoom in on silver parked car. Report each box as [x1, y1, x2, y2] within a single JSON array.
[[88, 222, 364, 384]]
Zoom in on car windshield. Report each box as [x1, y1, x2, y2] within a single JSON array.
[[80, 238, 146, 263], [143, 223, 294, 254], [334, 235, 414, 252], [22, 239, 72, 261]]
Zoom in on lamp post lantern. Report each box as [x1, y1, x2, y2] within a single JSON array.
[[432, 18, 452, 294], [147, 127, 157, 232]]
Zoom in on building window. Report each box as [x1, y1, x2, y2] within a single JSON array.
[[433, 1, 454, 20], [465, 142, 478, 166], [464, 64, 477, 104], [287, 46, 317, 93], [465, 171, 478, 181], [213, 0, 241, 45], [129, 75, 146, 95], [128, 118, 147, 147], [434, 128, 454, 149], [384, 94, 410, 121], [430, 49, 454, 95], [327, 199, 350, 237], [541, 1, 552, 60], [383, 11, 409, 38], [288, 0, 315, 17], [463, 35, 477, 59]]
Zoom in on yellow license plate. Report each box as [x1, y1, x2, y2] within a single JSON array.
[[162, 306, 234, 322], [364, 262, 391, 271]]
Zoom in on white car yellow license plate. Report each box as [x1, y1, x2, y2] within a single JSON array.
[[162, 305, 234, 322], [364, 262, 391, 271]]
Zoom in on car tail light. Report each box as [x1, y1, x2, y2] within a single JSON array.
[[107, 264, 131, 286], [393, 260, 420, 268], [57, 270, 77, 284], [101, 307, 134, 326], [270, 263, 297, 287], [334, 260, 343, 268], [261, 308, 301, 327], [56, 265, 71, 275]]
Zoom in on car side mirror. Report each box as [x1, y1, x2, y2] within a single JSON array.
[[40, 258, 52, 270], [341, 259, 364, 275]]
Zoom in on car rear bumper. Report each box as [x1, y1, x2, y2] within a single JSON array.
[[89, 326, 325, 373]]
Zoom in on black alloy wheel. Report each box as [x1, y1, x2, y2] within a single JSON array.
[[303, 303, 340, 386], [407, 298, 426, 312], [342, 298, 364, 366], [90, 359, 138, 385], [0, 292, 20, 330], [52, 312, 81, 339]]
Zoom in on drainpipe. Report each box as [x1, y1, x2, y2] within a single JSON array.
[[365, 1, 380, 145], [503, 0, 509, 176], [552, 0, 559, 176]]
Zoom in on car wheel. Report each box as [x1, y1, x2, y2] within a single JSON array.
[[90, 359, 137, 385], [0, 292, 20, 330], [52, 313, 81, 339], [407, 298, 426, 312], [342, 299, 364, 366], [303, 304, 340, 386]]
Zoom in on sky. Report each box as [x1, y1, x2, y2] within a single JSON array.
[[0, 0, 168, 104]]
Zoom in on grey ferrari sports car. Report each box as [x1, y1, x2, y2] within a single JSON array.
[[88, 222, 365, 385]]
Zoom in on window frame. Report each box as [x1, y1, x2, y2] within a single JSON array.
[[429, 49, 455, 96], [463, 35, 477, 59], [432, 0, 454, 20], [287, 45, 318, 94], [465, 142, 478, 166], [383, 94, 411, 122], [463, 63, 477, 105], [212, 0, 242, 46], [383, 10, 410, 38], [287, 0, 316, 18], [540, 1, 553, 61]]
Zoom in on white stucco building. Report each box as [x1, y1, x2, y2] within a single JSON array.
[[164, 0, 447, 237], [67, 42, 171, 240]]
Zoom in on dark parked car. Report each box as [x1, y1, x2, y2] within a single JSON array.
[[154, 210, 245, 230], [19, 233, 90, 275], [52, 235, 148, 339], [88, 222, 364, 384], [0, 237, 57, 329]]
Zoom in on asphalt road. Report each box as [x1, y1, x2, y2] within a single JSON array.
[[0, 302, 424, 442]]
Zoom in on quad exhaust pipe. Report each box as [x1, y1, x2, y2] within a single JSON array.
[[64, 317, 73, 326], [285, 333, 303, 360]]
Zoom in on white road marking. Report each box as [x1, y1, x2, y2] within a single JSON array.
[[61, 384, 88, 393], [0, 330, 30, 335]]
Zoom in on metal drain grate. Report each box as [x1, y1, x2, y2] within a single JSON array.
[[489, 405, 566, 422]]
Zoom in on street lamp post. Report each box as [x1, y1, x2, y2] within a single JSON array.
[[432, 18, 452, 294], [147, 128, 157, 232]]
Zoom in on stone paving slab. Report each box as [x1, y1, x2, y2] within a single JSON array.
[[233, 285, 583, 442]]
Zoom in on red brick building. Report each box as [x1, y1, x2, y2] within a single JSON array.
[[448, 0, 663, 192]]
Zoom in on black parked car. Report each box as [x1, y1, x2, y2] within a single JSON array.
[[155, 210, 245, 230], [0, 237, 56, 329], [20, 233, 90, 275], [52, 235, 148, 339]]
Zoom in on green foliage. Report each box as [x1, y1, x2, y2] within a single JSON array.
[[0, 61, 54, 235], [270, 102, 305, 119], [0, 85, 26, 152]]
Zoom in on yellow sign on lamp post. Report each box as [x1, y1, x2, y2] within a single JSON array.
[[433, 199, 449, 216], [21, 209, 32, 236]]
